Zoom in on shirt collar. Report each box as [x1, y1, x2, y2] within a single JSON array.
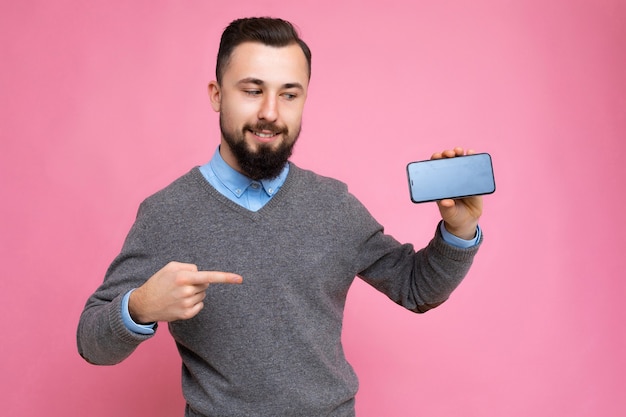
[[208, 147, 289, 199]]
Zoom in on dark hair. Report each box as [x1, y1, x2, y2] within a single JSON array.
[[216, 17, 312, 84]]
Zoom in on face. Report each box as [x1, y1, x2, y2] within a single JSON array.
[[208, 42, 309, 180]]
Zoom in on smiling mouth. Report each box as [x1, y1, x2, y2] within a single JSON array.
[[252, 130, 278, 138], [245, 122, 287, 142]]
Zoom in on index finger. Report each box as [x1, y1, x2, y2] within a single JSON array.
[[187, 270, 243, 286]]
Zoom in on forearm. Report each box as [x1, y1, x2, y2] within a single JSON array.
[[358, 222, 481, 313], [410, 223, 482, 311]]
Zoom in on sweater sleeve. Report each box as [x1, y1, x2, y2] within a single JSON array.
[[77, 202, 162, 365], [352, 197, 481, 313], [77, 292, 156, 365]]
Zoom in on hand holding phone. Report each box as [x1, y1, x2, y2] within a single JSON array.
[[407, 153, 496, 204]]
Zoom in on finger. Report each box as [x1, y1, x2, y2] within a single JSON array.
[[176, 287, 208, 306], [187, 270, 243, 286], [442, 148, 465, 158], [433, 148, 460, 159], [180, 301, 205, 321], [187, 289, 207, 305], [441, 149, 457, 158], [432, 147, 472, 160], [166, 261, 199, 272]]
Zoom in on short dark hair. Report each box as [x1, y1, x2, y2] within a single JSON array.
[[216, 17, 312, 84]]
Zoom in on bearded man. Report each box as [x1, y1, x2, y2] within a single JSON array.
[[78, 17, 483, 417]]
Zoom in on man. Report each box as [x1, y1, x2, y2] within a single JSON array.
[[78, 17, 483, 417]]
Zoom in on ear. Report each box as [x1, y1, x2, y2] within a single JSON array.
[[208, 81, 221, 112]]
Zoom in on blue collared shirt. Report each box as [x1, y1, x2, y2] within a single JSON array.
[[122, 148, 481, 334], [197, 147, 290, 212]]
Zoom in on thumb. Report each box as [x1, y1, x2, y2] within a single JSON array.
[[438, 199, 455, 209], [437, 199, 459, 222]]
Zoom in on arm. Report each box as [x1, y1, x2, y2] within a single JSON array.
[[77, 201, 242, 365], [78, 260, 242, 365], [407, 147, 484, 310], [356, 147, 483, 312], [77, 292, 154, 365], [357, 221, 482, 313]]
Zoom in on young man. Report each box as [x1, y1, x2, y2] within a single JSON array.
[[78, 17, 483, 417]]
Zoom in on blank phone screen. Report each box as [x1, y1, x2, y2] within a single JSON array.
[[407, 153, 495, 203]]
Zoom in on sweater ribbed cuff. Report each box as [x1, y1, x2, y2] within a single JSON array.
[[108, 294, 156, 344]]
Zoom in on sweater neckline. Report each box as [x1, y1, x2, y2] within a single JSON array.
[[190, 164, 300, 219]]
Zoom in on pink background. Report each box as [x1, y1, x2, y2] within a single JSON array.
[[2, 1, 625, 416]]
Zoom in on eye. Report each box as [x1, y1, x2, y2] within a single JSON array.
[[244, 89, 262, 96], [282, 92, 298, 100]]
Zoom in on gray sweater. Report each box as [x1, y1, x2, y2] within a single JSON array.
[[77, 164, 481, 417]]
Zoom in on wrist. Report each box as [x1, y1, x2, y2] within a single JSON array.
[[122, 290, 156, 334], [443, 221, 478, 240], [128, 288, 153, 325]]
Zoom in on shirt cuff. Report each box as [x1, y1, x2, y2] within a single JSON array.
[[122, 289, 156, 335], [439, 222, 481, 248]]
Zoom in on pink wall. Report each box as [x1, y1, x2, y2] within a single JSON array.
[[2, 1, 625, 416]]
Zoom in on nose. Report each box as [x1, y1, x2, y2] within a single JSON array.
[[258, 95, 278, 122]]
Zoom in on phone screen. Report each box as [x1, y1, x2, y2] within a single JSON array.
[[407, 153, 495, 203]]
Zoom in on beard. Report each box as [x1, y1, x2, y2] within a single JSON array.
[[220, 116, 300, 180]]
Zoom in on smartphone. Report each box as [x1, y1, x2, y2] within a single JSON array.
[[407, 153, 496, 203]]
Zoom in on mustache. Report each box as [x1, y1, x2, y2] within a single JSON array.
[[244, 121, 288, 135]]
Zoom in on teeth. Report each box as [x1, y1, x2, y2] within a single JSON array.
[[255, 131, 276, 138]]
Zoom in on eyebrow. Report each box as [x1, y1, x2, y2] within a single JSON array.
[[237, 77, 304, 91]]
